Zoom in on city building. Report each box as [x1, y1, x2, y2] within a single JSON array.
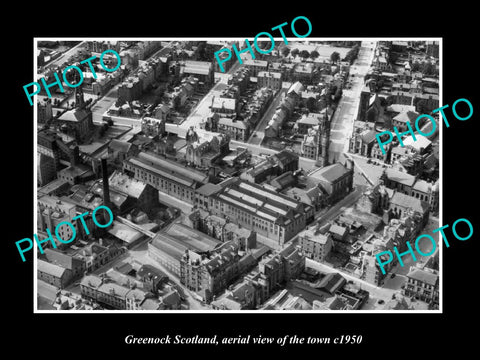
[[141, 117, 166, 137], [349, 128, 377, 157], [38, 98, 53, 124], [243, 59, 268, 76], [308, 161, 354, 204], [55, 87, 94, 143], [80, 274, 152, 310], [123, 151, 210, 204], [179, 60, 214, 86], [258, 243, 305, 294], [217, 118, 250, 141], [257, 71, 282, 90], [403, 266, 439, 306], [299, 228, 334, 263], [184, 129, 230, 167], [197, 179, 313, 246], [181, 241, 246, 303], [295, 110, 328, 135], [37, 259, 73, 288], [148, 223, 222, 277]]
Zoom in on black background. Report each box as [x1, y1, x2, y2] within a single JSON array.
[[6, 3, 478, 356]]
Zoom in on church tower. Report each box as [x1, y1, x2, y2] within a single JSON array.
[[73, 71, 85, 109], [317, 109, 330, 167]]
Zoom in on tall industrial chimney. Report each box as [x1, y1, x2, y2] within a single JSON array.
[[101, 158, 111, 209]]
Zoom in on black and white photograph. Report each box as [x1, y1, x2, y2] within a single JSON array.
[[32, 38, 442, 313], [7, 5, 478, 356]]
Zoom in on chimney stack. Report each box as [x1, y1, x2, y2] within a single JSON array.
[[101, 158, 111, 209]]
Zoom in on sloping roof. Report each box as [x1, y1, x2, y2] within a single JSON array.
[[274, 150, 299, 167], [407, 268, 438, 286], [386, 168, 416, 187], [182, 60, 212, 76], [211, 296, 243, 310], [196, 183, 222, 196], [390, 192, 429, 214], [137, 264, 168, 280], [37, 259, 67, 278], [393, 111, 419, 124], [360, 130, 377, 144], [298, 113, 321, 126], [109, 170, 147, 198], [413, 179, 432, 194], [402, 135, 432, 151], [218, 117, 247, 129], [310, 163, 350, 183], [58, 108, 90, 122], [107, 221, 143, 244], [287, 81, 304, 96], [127, 151, 209, 187], [165, 223, 221, 252], [270, 171, 296, 190], [329, 224, 347, 237], [80, 274, 103, 288], [44, 248, 79, 270], [316, 273, 346, 294], [212, 97, 236, 111], [161, 290, 181, 306]]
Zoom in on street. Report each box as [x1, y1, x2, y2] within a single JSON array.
[[247, 89, 284, 146], [305, 258, 397, 305], [45, 41, 86, 69], [315, 187, 363, 226], [179, 60, 241, 131], [328, 41, 376, 164]]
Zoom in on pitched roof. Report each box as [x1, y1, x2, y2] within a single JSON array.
[[329, 224, 347, 237], [287, 81, 304, 96], [407, 268, 438, 286], [127, 151, 209, 187], [310, 163, 351, 183], [412, 179, 432, 194], [385, 168, 416, 187], [37, 259, 68, 278], [390, 192, 429, 214], [218, 117, 247, 129], [316, 273, 346, 294], [109, 139, 132, 153], [393, 111, 419, 124], [58, 108, 90, 122], [356, 129, 376, 144], [402, 135, 432, 151]]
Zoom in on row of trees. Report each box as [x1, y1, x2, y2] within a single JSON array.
[[281, 47, 321, 60], [343, 44, 361, 64], [411, 60, 438, 76]]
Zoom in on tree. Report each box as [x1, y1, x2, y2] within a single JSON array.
[[281, 47, 291, 57], [305, 97, 317, 112], [330, 51, 340, 64], [291, 48, 300, 58], [411, 61, 421, 72], [300, 50, 310, 60], [386, 95, 396, 106], [344, 45, 360, 64], [310, 50, 320, 60], [416, 99, 428, 113], [334, 88, 343, 101], [107, 119, 114, 126], [422, 61, 437, 76]]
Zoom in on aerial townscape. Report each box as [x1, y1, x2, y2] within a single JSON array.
[[36, 39, 440, 311]]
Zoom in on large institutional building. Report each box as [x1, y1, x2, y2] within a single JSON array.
[[196, 179, 314, 246]]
